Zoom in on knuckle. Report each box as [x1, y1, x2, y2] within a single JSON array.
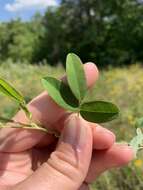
[[47, 150, 84, 182]]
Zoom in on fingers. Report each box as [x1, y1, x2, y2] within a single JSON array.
[[36, 122, 116, 149], [84, 63, 99, 87], [90, 123, 115, 149], [62, 62, 98, 89], [15, 62, 98, 126], [14, 115, 93, 190], [0, 63, 99, 152], [22, 62, 99, 127], [34, 116, 116, 150], [85, 144, 134, 183]]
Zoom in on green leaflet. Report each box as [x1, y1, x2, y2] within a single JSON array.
[[41, 76, 79, 111], [0, 78, 24, 103], [66, 53, 87, 101], [80, 101, 119, 123], [60, 81, 79, 108], [129, 128, 143, 157], [0, 78, 31, 119]]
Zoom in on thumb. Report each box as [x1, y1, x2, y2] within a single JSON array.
[[15, 115, 93, 190]]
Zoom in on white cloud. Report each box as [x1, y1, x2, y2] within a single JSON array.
[[5, 0, 57, 12]]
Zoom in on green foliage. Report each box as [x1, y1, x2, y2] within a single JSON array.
[[80, 101, 119, 123], [129, 128, 143, 156], [34, 0, 143, 67], [0, 17, 43, 63], [0, 78, 31, 119], [1, 0, 143, 67], [41, 77, 79, 111], [42, 53, 119, 123], [66, 53, 87, 101], [129, 117, 143, 157], [0, 60, 64, 118], [0, 78, 24, 103], [0, 77, 50, 131]]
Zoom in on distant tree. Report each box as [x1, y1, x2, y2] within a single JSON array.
[[0, 17, 43, 63], [35, 0, 143, 67], [59, 0, 143, 66], [0, 22, 11, 60], [1, 0, 143, 67], [33, 7, 66, 65]]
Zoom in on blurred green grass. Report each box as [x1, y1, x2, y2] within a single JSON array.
[[0, 60, 64, 118], [0, 61, 143, 189]]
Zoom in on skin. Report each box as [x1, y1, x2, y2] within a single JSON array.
[[0, 63, 134, 190]]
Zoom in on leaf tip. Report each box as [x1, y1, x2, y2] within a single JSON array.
[[66, 52, 80, 61]]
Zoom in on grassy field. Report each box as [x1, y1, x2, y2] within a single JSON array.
[[0, 60, 143, 189]]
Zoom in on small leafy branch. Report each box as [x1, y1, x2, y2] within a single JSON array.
[[129, 118, 143, 157], [0, 53, 141, 156]]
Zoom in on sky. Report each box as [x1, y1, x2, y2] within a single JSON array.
[[0, 0, 59, 22]]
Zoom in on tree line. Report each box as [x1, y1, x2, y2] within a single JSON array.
[[0, 0, 143, 67]]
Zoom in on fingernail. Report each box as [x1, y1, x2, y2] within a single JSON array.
[[61, 115, 87, 152]]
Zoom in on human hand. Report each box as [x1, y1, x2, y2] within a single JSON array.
[[0, 63, 133, 190]]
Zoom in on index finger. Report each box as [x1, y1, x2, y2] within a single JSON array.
[[0, 63, 99, 152]]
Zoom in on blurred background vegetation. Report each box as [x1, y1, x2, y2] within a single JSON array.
[[1, 0, 143, 189], [1, 0, 143, 67]]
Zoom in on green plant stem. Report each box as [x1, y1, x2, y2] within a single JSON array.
[[0, 116, 60, 137], [77, 99, 82, 117]]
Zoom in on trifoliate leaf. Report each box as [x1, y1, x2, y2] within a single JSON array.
[[80, 101, 119, 123], [42, 76, 79, 111], [66, 53, 87, 101], [129, 128, 143, 157]]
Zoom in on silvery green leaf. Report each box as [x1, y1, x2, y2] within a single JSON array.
[[129, 128, 143, 157]]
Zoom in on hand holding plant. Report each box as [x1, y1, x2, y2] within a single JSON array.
[[0, 54, 134, 190]]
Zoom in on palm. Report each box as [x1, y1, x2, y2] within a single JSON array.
[[0, 143, 57, 186]]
